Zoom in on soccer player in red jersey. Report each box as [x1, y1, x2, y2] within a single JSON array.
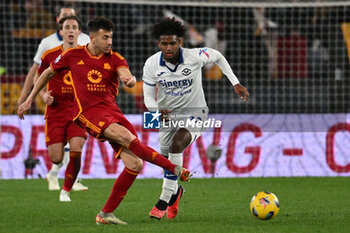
[[18, 17, 191, 225], [34, 16, 87, 202]]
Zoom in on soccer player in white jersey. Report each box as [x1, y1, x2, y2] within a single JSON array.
[[17, 6, 89, 192], [143, 17, 249, 220]]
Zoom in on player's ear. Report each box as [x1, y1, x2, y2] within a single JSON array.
[[59, 30, 63, 37], [178, 37, 183, 46], [89, 33, 94, 43], [156, 39, 161, 48]]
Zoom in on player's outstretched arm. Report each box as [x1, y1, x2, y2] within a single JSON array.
[[209, 49, 250, 102], [234, 83, 249, 102], [118, 67, 136, 88], [17, 63, 39, 107], [17, 67, 56, 119]]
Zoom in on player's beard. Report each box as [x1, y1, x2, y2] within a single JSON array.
[[103, 46, 111, 53]]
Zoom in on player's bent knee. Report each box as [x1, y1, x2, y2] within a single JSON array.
[[69, 137, 86, 151], [105, 123, 136, 147], [170, 139, 189, 153], [170, 129, 192, 153], [49, 153, 63, 164], [51, 158, 63, 164], [126, 158, 143, 172]]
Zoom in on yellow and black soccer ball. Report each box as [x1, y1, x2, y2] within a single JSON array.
[[250, 191, 280, 220]]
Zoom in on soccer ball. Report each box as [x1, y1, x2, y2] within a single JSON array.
[[249, 191, 280, 220]]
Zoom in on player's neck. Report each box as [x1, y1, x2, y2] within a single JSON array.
[[164, 56, 179, 65], [87, 44, 103, 56], [62, 42, 77, 51], [164, 54, 180, 65]]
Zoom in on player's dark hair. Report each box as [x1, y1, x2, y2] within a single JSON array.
[[152, 17, 186, 40], [58, 15, 82, 30], [88, 17, 114, 33], [56, 5, 75, 17]]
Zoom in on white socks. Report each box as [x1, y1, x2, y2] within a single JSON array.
[[48, 150, 70, 177], [48, 163, 63, 177], [160, 153, 183, 203]]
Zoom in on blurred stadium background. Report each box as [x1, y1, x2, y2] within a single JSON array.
[[0, 0, 349, 179]]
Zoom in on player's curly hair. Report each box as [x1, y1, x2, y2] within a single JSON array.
[[152, 17, 186, 40]]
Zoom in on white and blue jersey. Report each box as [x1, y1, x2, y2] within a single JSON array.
[[143, 47, 229, 110], [143, 47, 240, 155], [33, 31, 90, 65]]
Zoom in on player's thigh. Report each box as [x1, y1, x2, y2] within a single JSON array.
[[48, 143, 65, 163], [103, 123, 137, 147], [119, 148, 143, 172], [171, 128, 193, 152], [67, 121, 87, 152], [159, 126, 178, 155]]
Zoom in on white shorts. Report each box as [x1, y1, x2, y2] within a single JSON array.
[[159, 108, 208, 155]]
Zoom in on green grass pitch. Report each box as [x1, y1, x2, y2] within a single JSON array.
[[0, 177, 349, 233]]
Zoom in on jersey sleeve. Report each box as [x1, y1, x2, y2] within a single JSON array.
[[37, 54, 50, 75], [33, 39, 49, 65], [143, 82, 158, 111], [113, 52, 129, 71], [196, 47, 221, 66], [197, 47, 240, 86], [50, 51, 69, 73], [142, 59, 156, 86]]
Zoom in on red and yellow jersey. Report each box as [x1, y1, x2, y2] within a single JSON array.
[[50, 45, 129, 119], [38, 45, 75, 119]]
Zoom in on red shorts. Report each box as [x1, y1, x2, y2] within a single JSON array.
[[45, 115, 87, 147], [73, 106, 138, 157]]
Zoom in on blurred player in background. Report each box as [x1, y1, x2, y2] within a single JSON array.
[[17, 6, 89, 191], [18, 17, 191, 225], [143, 17, 249, 220], [34, 15, 88, 202]]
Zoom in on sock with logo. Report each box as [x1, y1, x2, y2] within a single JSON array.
[[102, 167, 139, 213], [159, 153, 183, 203], [128, 138, 177, 174], [62, 151, 81, 192]]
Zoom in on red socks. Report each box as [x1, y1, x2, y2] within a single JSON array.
[[62, 151, 81, 192], [102, 167, 139, 213], [128, 138, 177, 174]]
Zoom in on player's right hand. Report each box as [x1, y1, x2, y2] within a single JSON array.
[[122, 75, 136, 88], [160, 109, 172, 122], [17, 98, 33, 120], [234, 84, 249, 102], [42, 90, 54, 105]]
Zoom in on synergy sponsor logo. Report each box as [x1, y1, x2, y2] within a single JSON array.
[[159, 78, 193, 89]]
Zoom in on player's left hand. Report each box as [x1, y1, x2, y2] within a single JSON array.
[[234, 84, 249, 102], [121, 75, 136, 88], [42, 90, 54, 105]]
